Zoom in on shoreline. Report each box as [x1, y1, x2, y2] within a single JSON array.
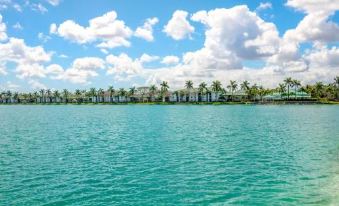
[[1, 101, 338, 106]]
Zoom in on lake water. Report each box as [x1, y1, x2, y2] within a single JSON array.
[[0, 105, 338, 205]]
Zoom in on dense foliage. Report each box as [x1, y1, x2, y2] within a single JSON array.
[[1, 77, 338, 103]]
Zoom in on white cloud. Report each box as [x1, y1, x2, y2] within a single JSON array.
[[284, 12, 339, 44], [58, 54, 68, 58], [46, 64, 63, 75], [52, 11, 133, 49], [48, 57, 105, 84], [0, 38, 52, 79], [31, 3, 48, 14], [0, 81, 20, 91], [13, 3, 22, 12], [286, 0, 339, 14], [28, 79, 47, 90], [46, 0, 60, 6], [106, 53, 159, 81], [0, 14, 8, 41], [189, 6, 280, 71], [0, 62, 7, 75], [139, 53, 159, 63], [0, 38, 51, 64], [55, 20, 94, 43], [0, 0, 21, 12], [161, 56, 180, 65], [305, 46, 339, 68], [49, 23, 57, 34], [135, 17, 159, 41], [163, 10, 194, 40], [38, 32, 51, 43], [106, 53, 143, 78], [16, 63, 47, 79], [256, 2, 272, 11], [12, 22, 23, 30]]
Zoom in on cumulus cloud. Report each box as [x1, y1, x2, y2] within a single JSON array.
[[0, 14, 8, 41], [28, 79, 47, 90], [163, 10, 194, 40], [286, 0, 339, 14], [305, 46, 339, 68], [49, 23, 57, 34], [284, 11, 339, 44], [161, 56, 180, 65], [16, 63, 47, 79], [0, 38, 51, 64], [0, 81, 20, 91], [141, 5, 339, 88], [256, 2, 272, 11], [135, 17, 159, 41], [52, 11, 133, 49], [48, 57, 105, 84], [0, 38, 52, 79]]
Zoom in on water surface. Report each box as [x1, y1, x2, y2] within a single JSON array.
[[0, 105, 338, 205]]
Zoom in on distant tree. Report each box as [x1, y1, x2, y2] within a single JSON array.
[[277, 83, 286, 98], [211, 80, 222, 102], [53, 90, 60, 103], [149, 85, 157, 101], [107, 86, 115, 103], [89, 88, 97, 103], [284, 77, 293, 100], [62, 89, 70, 103], [227, 80, 238, 101], [160, 81, 169, 102]]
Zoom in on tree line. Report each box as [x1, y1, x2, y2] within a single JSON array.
[[1, 77, 338, 104]]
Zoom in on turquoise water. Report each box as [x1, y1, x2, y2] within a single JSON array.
[[0, 105, 338, 205]]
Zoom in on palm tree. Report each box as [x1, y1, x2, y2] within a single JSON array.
[[107, 86, 115, 103], [293, 79, 301, 99], [89, 88, 97, 103], [334, 76, 339, 100], [53, 90, 60, 103], [129, 87, 136, 102], [249, 84, 259, 101], [284, 77, 293, 100], [33, 91, 39, 103], [0, 92, 5, 103], [97, 88, 105, 103], [258, 86, 267, 102], [75, 89, 82, 103], [277, 83, 286, 99], [211, 80, 222, 102], [62, 89, 69, 103], [13, 92, 19, 103], [160, 81, 169, 102], [149, 85, 157, 102], [185, 80, 194, 102], [240, 80, 250, 101], [118, 88, 127, 102], [39, 89, 45, 103], [198, 82, 207, 102], [27, 93, 33, 103], [315, 82, 324, 98], [227, 80, 238, 101], [46, 89, 53, 103]]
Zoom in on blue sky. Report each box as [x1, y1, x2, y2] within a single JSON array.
[[0, 0, 338, 91]]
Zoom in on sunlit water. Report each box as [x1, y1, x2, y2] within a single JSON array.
[[0, 105, 338, 205]]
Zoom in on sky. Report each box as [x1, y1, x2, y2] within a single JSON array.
[[0, 0, 338, 91]]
